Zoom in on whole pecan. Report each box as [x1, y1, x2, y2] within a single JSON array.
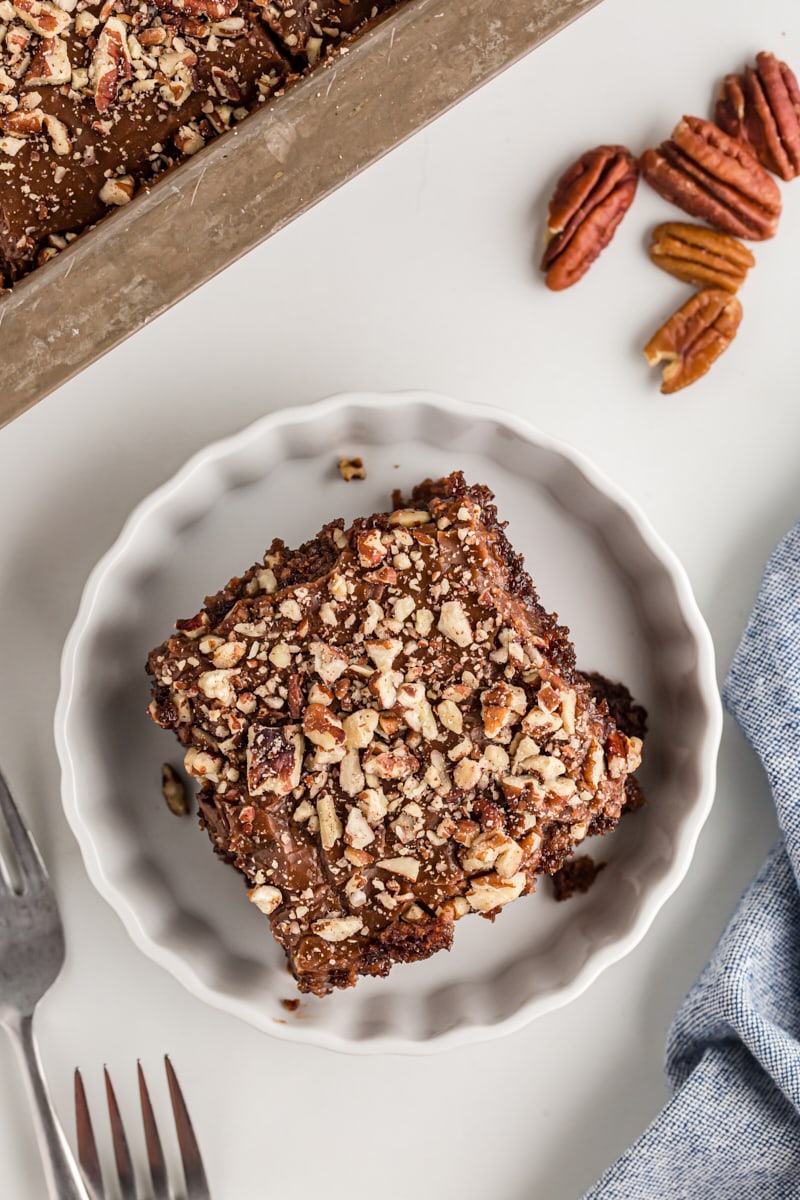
[[643, 288, 742, 394], [540, 145, 639, 290], [716, 51, 800, 181], [640, 116, 782, 240], [648, 222, 754, 293]]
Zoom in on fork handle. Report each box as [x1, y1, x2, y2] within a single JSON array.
[[6, 1013, 92, 1200]]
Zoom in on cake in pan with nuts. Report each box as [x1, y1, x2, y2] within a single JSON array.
[[0, 0, 399, 287], [147, 473, 645, 996]]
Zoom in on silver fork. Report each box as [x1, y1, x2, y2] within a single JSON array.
[[0, 767, 92, 1199], [75, 1058, 211, 1200]]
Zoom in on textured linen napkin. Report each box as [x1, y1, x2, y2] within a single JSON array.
[[583, 523, 800, 1200]]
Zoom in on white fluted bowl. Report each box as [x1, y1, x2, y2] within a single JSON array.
[[55, 392, 721, 1053]]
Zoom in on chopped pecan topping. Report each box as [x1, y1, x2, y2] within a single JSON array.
[[211, 65, 241, 102], [338, 456, 366, 482], [147, 472, 646, 996], [481, 681, 527, 739], [89, 16, 133, 113], [12, 0, 69, 37], [43, 112, 71, 156], [363, 743, 419, 780], [248, 884, 282, 915], [246, 723, 304, 798], [465, 871, 527, 913], [0, 106, 43, 135], [541, 144, 639, 290], [155, 0, 238, 18], [98, 175, 135, 205], [644, 288, 742, 394], [24, 36, 71, 87], [648, 222, 754, 293], [640, 116, 782, 241], [302, 703, 345, 754]]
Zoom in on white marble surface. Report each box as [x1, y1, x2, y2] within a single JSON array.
[[1, 0, 799, 1194]]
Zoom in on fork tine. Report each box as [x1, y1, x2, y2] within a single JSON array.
[[165, 1057, 211, 1200], [138, 1063, 169, 1200], [75, 1069, 105, 1200], [0, 767, 47, 890], [104, 1068, 139, 1200]]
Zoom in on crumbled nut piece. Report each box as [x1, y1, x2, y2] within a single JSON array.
[[358, 788, 388, 826], [90, 16, 133, 113], [357, 529, 386, 568], [312, 915, 363, 942], [183, 745, 222, 782], [174, 124, 205, 156], [453, 758, 481, 790], [377, 857, 420, 881], [436, 698, 463, 734], [316, 794, 343, 850], [246, 724, 303, 797], [248, 884, 282, 916], [343, 708, 379, 749], [99, 174, 135, 206], [339, 747, 365, 797], [13, 0, 69, 37], [303, 703, 345, 753], [438, 895, 471, 921], [388, 508, 433, 528], [364, 743, 419, 780], [24, 36, 71, 87], [338, 456, 366, 482], [198, 668, 238, 706], [438, 600, 473, 648], [344, 806, 374, 849], [309, 641, 348, 684], [481, 682, 527, 739], [466, 871, 526, 913]]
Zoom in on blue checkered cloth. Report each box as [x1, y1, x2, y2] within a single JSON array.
[[584, 524, 800, 1200]]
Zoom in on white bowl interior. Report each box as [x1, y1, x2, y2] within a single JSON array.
[[56, 393, 720, 1052]]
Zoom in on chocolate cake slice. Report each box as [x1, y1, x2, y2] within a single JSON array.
[[147, 473, 644, 996]]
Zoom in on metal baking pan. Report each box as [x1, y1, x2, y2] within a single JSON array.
[[1, 0, 602, 426]]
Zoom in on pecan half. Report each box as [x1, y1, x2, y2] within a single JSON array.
[[640, 116, 782, 240], [716, 52, 800, 181], [540, 145, 639, 290], [643, 288, 742, 394], [648, 222, 754, 293]]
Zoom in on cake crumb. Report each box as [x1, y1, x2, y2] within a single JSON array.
[[281, 997, 300, 1012], [338, 456, 366, 482], [550, 855, 605, 902]]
